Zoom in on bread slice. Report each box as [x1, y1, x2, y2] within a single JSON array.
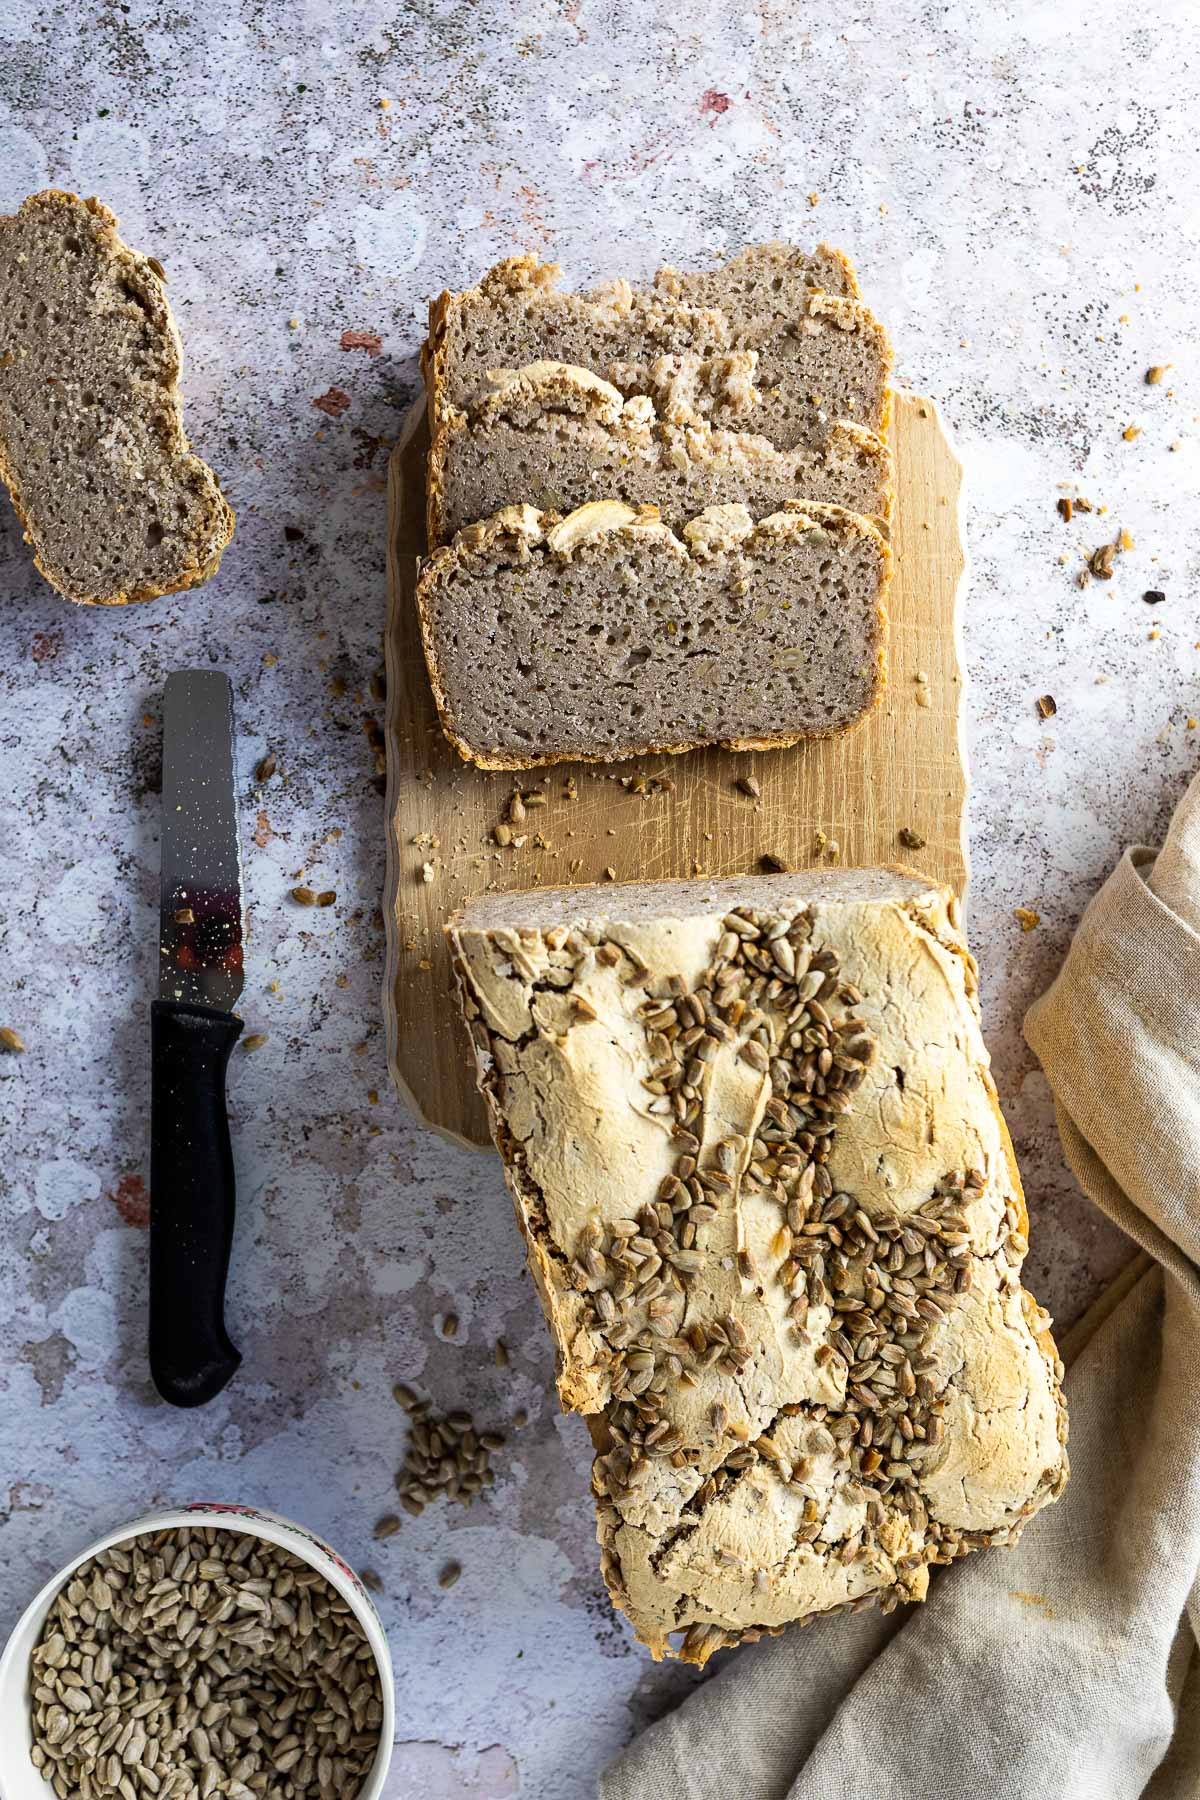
[[427, 360, 892, 545], [447, 870, 1068, 1662], [425, 246, 892, 458], [0, 190, 233, 606], [416, 499, 890, 769]]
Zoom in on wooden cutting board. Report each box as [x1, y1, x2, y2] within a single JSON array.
[[384, 392, 968, 1148]]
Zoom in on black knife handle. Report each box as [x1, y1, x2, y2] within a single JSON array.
[[150, 999, 244, 1407]]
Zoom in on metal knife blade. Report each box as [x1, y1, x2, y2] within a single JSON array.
[[159, 671, 245, 1012]]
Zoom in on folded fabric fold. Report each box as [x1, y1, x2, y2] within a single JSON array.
[[602, 768, 1200, 1800]]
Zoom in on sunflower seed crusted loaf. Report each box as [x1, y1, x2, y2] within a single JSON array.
[[0, 189, 233, 606], [427, 361, 891, 545], [448, 870, 1068, 1663], [425, 246, 892, 457], [416, 499, 890, 769]]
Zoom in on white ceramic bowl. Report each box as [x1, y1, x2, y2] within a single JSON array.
[[0, 1502, 394, 1800]]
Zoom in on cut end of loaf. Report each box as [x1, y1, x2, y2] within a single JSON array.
[[452, 866, 939, 934], [417, 499, 890, 769], [0, 189, 233, 606]]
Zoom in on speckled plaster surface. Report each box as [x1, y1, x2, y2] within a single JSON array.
[[0, 3, 1197, 1795]]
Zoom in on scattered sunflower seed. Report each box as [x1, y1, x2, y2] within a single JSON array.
[[290, 886, 317, 906], [1145, 365, 1168, 385], [1055, 496, 1073, 522], [242, 1033, 268, 1052], [394, 1389, 505, 1510], [437, 1562, 462, 1590], [254, 751, 277, 783], [0, 1026, 26, 1053], [1090, 542, 1116, 580], [1036, 695, 1057, 719], [898, 828, 926, 850]]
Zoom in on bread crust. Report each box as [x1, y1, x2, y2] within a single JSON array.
[[414, 499, 891, 770], [0, 189, 233, 607], [447, 871, 1068, 1662]]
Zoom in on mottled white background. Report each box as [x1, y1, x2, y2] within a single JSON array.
[[1, 2, 1198, 1796]]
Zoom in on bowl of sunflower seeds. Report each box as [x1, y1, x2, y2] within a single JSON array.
[[0, 1503, 393, 1800]]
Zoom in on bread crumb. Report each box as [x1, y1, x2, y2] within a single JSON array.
[[1148, 629, 1160, 641], [1145, 365, 1168, 385], [421, 861, 435, 883], [1014, 908, 1041, 933], [0, 1026, 25, 1053], [1122, 423, 1142, 441]]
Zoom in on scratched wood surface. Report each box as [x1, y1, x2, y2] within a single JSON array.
[[383, 390, 968, 1148]]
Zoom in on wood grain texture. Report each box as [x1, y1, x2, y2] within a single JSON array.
[[384, 391, 968, 1148]]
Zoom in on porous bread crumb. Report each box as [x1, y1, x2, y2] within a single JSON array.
[[415, 500, 891, 769], [0, 190, 233, 606]]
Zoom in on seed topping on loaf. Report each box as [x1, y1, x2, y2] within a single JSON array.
[[449, 875, 1068, 1662]]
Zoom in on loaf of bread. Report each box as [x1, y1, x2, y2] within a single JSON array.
[[425, 247, 892, 460], [427, 360, 891, 545], [0, 190, 233, 606], [448, 871, 1068, 1663], [415, 499, 890, 769]]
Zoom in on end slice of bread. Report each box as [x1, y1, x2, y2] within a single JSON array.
[[425, 247, 892, 459], [428, 360, 893, 544], [0, 190, 233, 606], [416, 498, 890, 769]]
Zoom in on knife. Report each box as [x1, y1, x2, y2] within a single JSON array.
[[150, 670, 245, 1408]]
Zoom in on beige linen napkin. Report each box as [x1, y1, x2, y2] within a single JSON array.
[[602, 768, 1200, 1800]]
